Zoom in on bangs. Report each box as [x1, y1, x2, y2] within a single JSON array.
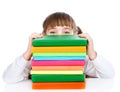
[[46, 17, 75, 28], [43, 12, 76, 31]]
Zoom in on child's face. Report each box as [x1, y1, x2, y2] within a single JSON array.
[[46, 26, 74, 35]]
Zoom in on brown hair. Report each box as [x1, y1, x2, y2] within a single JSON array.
[[42, 12, 82, 34]]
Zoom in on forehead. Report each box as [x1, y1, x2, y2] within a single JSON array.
[[50, 26, 72, 28]]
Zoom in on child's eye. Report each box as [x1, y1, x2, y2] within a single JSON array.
[[49, 31, 56, 34], [50, 32, 55, 33], [64, 31, 70, 34]]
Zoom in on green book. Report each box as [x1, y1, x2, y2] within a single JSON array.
[[32, 35, 87, 47], [33, 52, 86, 56], [31, 74, 85, 82]]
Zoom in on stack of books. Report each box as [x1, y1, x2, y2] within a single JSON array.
[[31, 35, 87, 89]]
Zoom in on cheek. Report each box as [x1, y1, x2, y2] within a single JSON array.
[[45, 31, 49, 35], [70, 31, 74, 34], [46, 33, 50, 35], [46, 30, 52, 35], [70, 33, 74, 35]]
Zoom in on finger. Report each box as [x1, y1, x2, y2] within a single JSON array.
[[31, 33, 43, 39], [39, 33, 44, 38], [78, 33, 86, 38]]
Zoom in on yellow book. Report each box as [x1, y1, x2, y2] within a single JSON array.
[[31, 70, 83, 74]]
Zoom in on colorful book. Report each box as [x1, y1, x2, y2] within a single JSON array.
[[33, 52, 86, 56], [31, 60, 85, 66], [31, 70, 83, 74], [32, 46, 86, 52], [31, 74, 85, 82], [32, 82, 86, 89], [32, 35, 87, 47], [33, 56, 86, 60], [32, 66, 84, 71]]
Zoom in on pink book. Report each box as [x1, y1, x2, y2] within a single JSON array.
[[31, 59, 85, 66]]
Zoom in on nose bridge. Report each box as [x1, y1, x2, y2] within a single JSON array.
[[57, 27, 63, 35]]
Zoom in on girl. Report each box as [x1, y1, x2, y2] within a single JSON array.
[[3, 12, 115, 83]]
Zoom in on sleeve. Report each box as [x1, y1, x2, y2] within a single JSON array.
[[84, 54, 115, 78], [3, 55, 31, 83]]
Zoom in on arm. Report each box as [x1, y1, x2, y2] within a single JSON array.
[[78, 33, 115, 78], [85, 54, 115, 78], [3, 55, 31, 83], [3, 33, 44, 83]]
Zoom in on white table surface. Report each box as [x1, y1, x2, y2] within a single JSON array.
[[4, 78, 115, 92]]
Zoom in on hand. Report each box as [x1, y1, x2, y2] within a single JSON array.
[[78, 33, 97, 60], [23, 32, 44, 61]]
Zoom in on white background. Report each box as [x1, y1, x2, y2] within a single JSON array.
[[0, 0, 120, 92]]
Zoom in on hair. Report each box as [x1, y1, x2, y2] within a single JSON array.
[[42, 12, 82, 34]]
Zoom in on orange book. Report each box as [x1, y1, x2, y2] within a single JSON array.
[[32, 46, 86, 53], [32, 82, 85, 89], [32, 66, 84, 71]]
